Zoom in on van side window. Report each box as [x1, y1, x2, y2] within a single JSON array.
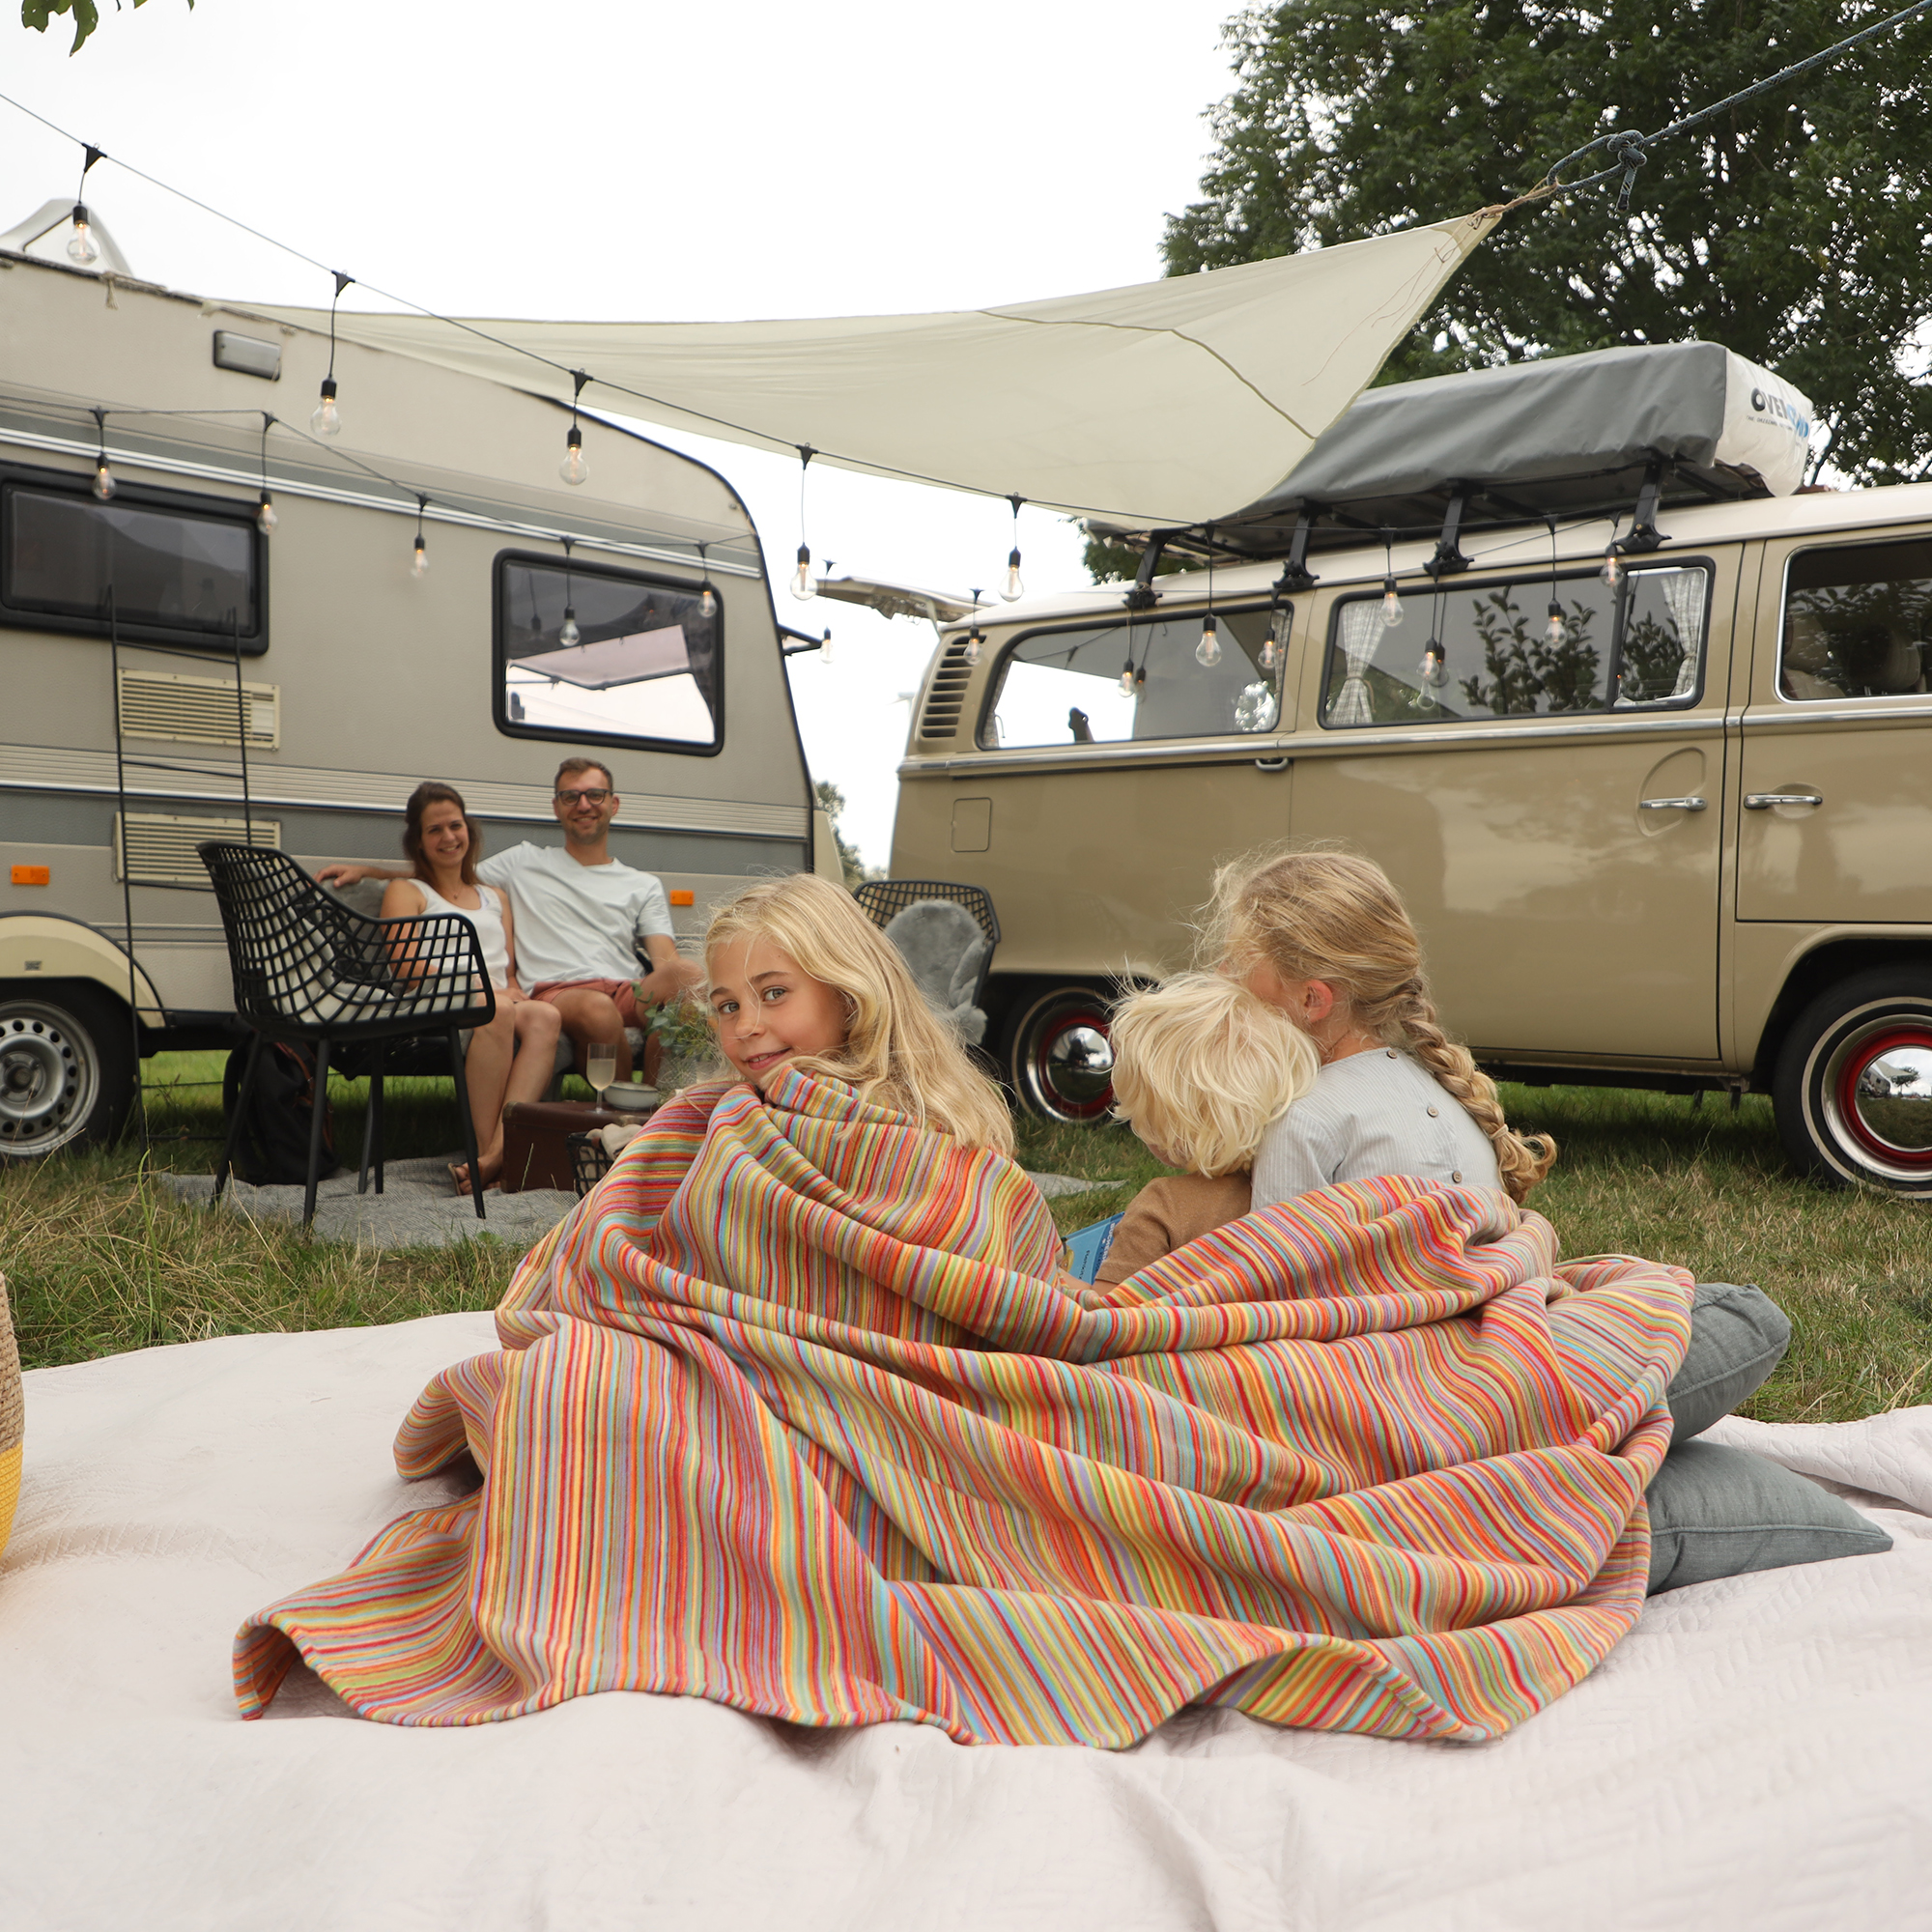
[[983, 605, 1288, 749], [1780, 539, 1932, 700], [1320, 564, 1709, 727], [1, 469, 263, 652], [494, 552, 720, 754]]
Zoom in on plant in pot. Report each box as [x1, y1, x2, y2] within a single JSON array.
[[642, 990, 725, 1094]]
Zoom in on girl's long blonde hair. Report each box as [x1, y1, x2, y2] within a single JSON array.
[[1109, 973, 1318, 1177], [1205, 848, 1557, 1202], [703, 873, 1013, 1154]]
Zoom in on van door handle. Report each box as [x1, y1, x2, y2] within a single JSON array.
[[1743, 791, 1823, 810], [1638, 796, 1708, 811], [1254, 756, 1289, 772]]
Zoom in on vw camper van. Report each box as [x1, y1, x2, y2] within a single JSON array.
[[0, 247, 828, 1156], [892, 344, 1932, 1195]]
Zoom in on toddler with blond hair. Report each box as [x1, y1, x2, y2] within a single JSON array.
[[1090, 972, 1319, 1289]]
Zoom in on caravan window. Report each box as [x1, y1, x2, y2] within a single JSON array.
[[982, 605, 1289, 749], [1319, 564, 1710, 727], [1780, 539, 1932, 700], [494, 553, 721, 755], [0, 468, 263, 651]]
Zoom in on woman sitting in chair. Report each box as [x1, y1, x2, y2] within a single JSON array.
[[383, 781, 561, 1193]]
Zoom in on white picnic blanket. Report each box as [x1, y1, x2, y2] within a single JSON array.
[[4, 1314, 1931, 1931]]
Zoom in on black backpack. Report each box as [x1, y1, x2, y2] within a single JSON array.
[[221, 1040, 338, 1185]]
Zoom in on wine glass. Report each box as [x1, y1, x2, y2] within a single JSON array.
[[585, 1039, 618, 1104]]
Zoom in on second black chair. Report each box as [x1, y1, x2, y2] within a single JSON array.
[[198, 841, 497, 1229]]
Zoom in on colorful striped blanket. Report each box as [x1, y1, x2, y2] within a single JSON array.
[[235, 1068, 1692, 1746]]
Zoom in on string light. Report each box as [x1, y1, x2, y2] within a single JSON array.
[[790, 445, 817, 600], [311, 270, 352, 439], [559, 369, 590, 485], [255, 412, 277, 533], [1002, 494, 1025, 601], [90, 407, 114, 499], [558, 536, 580, 646], [412, 495, 429, 578], [818, 626, 834, 666], [696, 541, 716, 620], [1196, 545, 1221, 667], [1378, 531, 1405, 628], [1545, 518, 1568, 646], [67, 144, 104, 265], [1600, 513, 1625, 588], [963, 590, 984, 665]]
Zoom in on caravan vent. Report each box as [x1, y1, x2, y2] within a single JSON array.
[[113, 812, 281, 886], [117, 669, 280, 749], [916, 640, 977, 741]]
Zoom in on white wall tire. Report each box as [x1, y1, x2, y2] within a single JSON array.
[[1774, 968, 1932, 1195], [1002, 985, 1117, 1124]]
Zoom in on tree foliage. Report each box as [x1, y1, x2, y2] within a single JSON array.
[[20, 0, 188, 55], [1163, 2, 1932, 482], [813, 781, 880, 890]]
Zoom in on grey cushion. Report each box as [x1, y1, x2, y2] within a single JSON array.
[[1668, 1282, 1792, 1440], [882, 900, 990, 1046], [1645, 1438, 1892, 1595]]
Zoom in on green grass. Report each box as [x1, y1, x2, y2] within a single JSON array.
[[1016, 1084, 1932, 1427], [3, 1057, 1929, 1423]]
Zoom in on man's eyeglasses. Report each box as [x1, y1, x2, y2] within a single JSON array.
[[554, 787, 611, 806]]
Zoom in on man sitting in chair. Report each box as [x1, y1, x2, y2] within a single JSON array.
[[322, 756, 700, 1086]]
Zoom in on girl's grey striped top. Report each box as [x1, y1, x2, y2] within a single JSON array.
[[1252, 1047, 1501, 1208]]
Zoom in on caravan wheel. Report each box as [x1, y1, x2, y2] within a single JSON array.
[[0, 987, 135, 1159]]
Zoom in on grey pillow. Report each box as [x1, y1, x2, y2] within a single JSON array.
[[1645, 1438, 1892, 1595], [1668, 1282, 1793, 1439], [882, 900, 989, 1046]]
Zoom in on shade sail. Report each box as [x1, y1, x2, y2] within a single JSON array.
[[255, 213, 1495, 528]]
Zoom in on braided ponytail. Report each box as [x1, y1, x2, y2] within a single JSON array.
[[1204, 847, 1557, 1202]]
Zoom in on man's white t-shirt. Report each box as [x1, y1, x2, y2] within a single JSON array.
[[476, 842, 674, 987]]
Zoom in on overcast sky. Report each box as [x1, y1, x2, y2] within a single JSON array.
[[2, 0, 1242, 866]]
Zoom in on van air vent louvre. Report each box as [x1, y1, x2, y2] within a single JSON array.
[[113, 812, 282, 886], [117, 669, 280, 749], [916, 641, 975, 741]]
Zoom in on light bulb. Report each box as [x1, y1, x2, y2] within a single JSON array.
[[559, 425, 588, 486], [1003, 549, 1024, 601], [93, 455, 115, 501], [1119, 659, 1136, 698], [818, 628, 834, 666], [1419, 643, 1447, 690], [256, 491, 277, 535], [1261, 637, 1278, 671], [964, 631, 981, 667], [1380, 577, 1405, 627], [560, 608, 582, 647], [311, 377, 341, 439], [1546, 601, 1568, 646], [698, 582, 717, 620], [790, 543, 815, 600], [1195, 613, 1222, 668], [412, 534, 428, 579], [67, 206, 99, 267], [1600, 548, 1623, 588]]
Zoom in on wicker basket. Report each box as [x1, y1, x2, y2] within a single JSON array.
[[0, 1273, 20, 1563]]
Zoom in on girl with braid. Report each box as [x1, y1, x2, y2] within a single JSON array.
[[1203, 849, 1558, 1208]]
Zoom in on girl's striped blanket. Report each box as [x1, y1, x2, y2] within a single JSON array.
[[235, 1069, 1692, 1746]]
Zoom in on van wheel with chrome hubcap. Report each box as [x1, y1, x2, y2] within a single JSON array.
[[0, 988, 135, 1160], [1004, 985, 1117, 1123], [1774, 969, 1932, 1194]]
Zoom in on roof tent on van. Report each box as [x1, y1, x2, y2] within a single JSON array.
[[1097, 341, 1817, 573]]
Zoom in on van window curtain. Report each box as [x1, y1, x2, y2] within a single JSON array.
[[1661, 571, 1707, 697], [1328, 601, 1384, 725]]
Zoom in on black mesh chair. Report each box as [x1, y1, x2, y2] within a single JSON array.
[[198, 842, 497, 1230], [852, 880, 1001, 1012]]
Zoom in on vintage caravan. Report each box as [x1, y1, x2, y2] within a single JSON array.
[[892, 344, 1932, 1194], [0, 247, 829, 1157]]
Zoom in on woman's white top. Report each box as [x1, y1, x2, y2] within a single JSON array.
[[406, 877, 511, 989], [1252, 1047, 1502, 1206]]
